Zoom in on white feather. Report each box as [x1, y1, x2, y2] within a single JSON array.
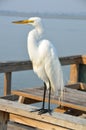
[[27, 17, 64, 97]]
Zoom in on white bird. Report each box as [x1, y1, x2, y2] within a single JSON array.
[[12, 17, 64, 114]]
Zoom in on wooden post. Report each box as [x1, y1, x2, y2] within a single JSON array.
[[0, 111, 9, 130], [4, 72, 12, 96], [18, 96, 25, 103], [69, 64, 79, 84]]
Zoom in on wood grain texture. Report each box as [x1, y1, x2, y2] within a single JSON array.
[[0, 55, 85, 73], [0, 111, 9, 130], [4, 72, 12, 96], [12, 86, 86, 112], [0, 99, 86, 130]]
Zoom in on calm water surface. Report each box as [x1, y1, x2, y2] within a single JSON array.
[[0, 16, 86, 95]]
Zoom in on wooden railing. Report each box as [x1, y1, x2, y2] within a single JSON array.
[[0, 55, 86, 96]]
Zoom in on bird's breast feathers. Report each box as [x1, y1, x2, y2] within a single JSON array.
[[32, 39, 57, 76]]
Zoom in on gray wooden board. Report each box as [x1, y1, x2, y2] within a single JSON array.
[[12, 87, 86, 109], [12, 87, 86, 112], [0, 55, 82, 73], [0, 99, 86, 130]]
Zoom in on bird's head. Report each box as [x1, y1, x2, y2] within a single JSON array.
[[12, 17, 42, 28]]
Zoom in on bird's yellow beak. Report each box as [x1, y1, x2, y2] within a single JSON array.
[[12, 19, 34, 24]]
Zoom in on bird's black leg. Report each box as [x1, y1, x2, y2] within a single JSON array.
[[47, 81, 52, 114], [48, 84, 51, 111], [38, 82, 47, 114], [42, 82, 46, 109], [31, 82, 52, 115], [31, 82, 47, 114], [39, 81, 52, 115]]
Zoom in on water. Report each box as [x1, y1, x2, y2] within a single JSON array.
[[0, 15, 86, 96]]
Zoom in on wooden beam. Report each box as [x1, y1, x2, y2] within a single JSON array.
[[0, 61, 32, 73], [81, 55, 86, 64], [0, 111, 9, 130], [65, 82, 86, 90], [10, 114, 67, 130], [8, 121, 36, 130], [0, 55, 83, 73], [4, 72, 12, 96], [60, 55, 82, 65], [65, 83, 80, 89], [12, 87, 86, 112], [0, 99, 86, 130], [69, 64, 79, 83]]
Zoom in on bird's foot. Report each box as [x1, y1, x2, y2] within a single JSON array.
[[31, 108, 52, 115], [38, 108, 52, 115]]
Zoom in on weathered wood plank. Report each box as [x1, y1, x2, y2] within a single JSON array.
[[0, 61, 32, 73], [4, 72, 12, 96], [10, 114, 67, 130], [8, 121, 36, 130], [60, 55, 82, 65], [12, 87, 86, 112], [0, 111, 9, 130], [65, 83, 86, 90], [0, 55, 84, 73], [12, 87, 86, 105], [0, 99, 86, 130]]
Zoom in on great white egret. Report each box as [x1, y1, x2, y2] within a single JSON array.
[[12, 17, 64, 114]]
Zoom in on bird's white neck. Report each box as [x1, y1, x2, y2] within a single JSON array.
[[27, 25, 43, 61]]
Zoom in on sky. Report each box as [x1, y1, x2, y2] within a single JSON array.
[[0, 0, 86, 14]]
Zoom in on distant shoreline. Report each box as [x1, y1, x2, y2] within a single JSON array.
[[0, 10, 86, 20]]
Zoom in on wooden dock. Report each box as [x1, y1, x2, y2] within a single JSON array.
[[0, 55, 86, 130], [0, 98, 86, 130]]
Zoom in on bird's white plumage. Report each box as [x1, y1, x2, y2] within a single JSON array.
[[27, 17, 64, 97]]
